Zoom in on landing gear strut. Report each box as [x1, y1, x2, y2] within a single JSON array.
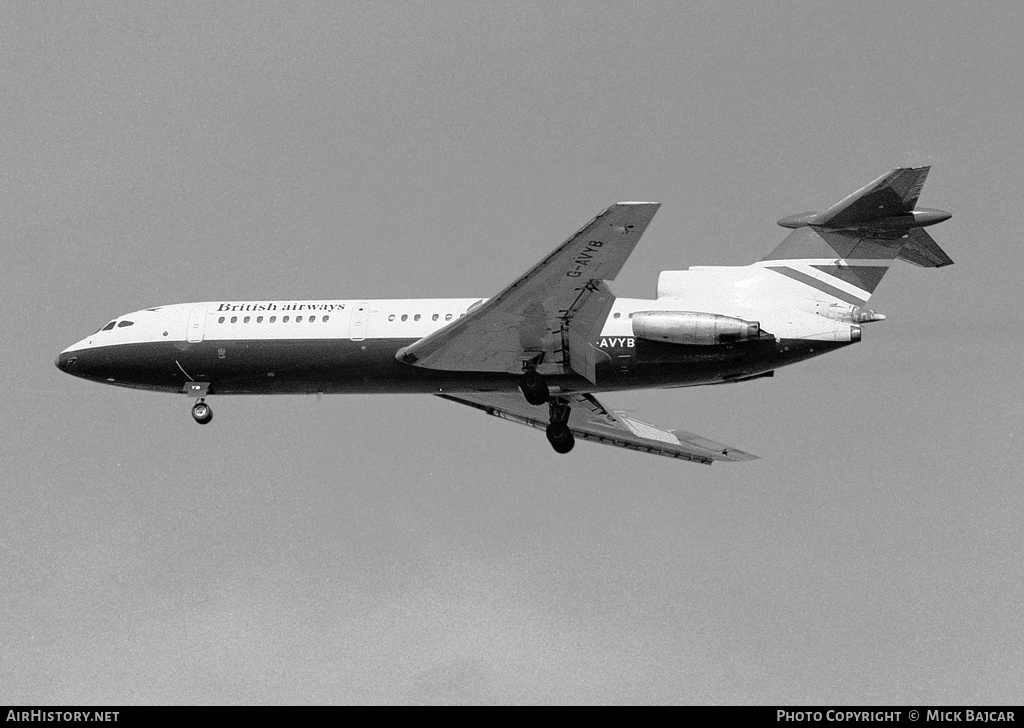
[[519, 370, 549, 406], [191, 399, 213, 425], [545, 397, 574, 454]]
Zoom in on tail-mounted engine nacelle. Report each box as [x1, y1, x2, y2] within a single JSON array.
[[631, 311, 760, 346]]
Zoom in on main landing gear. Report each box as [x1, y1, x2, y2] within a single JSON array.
[[191, 399, 213, 425], [519, 370, 549, 406], [519, 370, 574, 453], [545, 396, 575, 454]]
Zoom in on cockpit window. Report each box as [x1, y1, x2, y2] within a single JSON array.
[[100, 321, 116, 332], [117, 320, 134, 328]]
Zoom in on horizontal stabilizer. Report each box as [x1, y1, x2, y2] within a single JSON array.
[[764, 167, 953, 302], [776, 167, 952, 239], [898, 228, 954, 268], [801, 166, 930, 229]]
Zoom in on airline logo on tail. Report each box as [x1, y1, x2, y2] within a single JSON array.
[[762, 166, 952, 304]]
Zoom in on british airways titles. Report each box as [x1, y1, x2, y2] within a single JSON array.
[[216, 302, 347, 313]]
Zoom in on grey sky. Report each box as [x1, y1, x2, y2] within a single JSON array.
[[2, 1, 1022, 704]]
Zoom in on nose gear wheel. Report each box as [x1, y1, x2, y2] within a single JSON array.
[[191, 399, 213, 425]]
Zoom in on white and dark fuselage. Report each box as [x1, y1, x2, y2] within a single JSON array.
[[55, 292, 839, 398]]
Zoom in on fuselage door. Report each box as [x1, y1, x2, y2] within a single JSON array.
[[187, 306, 207, 343], [349, 302, 369, 341]]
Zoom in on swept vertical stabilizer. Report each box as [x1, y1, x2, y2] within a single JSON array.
[[762, 166, 953, 304]]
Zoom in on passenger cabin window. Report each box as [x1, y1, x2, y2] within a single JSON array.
[[270, 316, 276, 323], [117, 320, 134, 327], [388, 314, 395, 321], [257, 316, 263, 323], [401, 314, 408, 322], [296, 316, 303, 323], [218, 317, 225, 324], [101, 321, 116, 331], [323, 315, 330, 322], [445, 313, 453, 321], [283, 316, 289, 323], [432, 314, 439, 321], [231, 316, 237, 323], [309, 316, 316, 323], [244, 316, 250, 323], [414, 314, 421, 321]]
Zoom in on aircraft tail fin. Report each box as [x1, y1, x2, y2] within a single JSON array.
[[760, 167, 952, 304], [898, 228, 954, 268]]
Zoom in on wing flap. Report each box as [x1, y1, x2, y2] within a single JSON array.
[[437, 392, 757, 465]]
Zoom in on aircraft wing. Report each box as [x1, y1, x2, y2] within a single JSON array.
[[436, 392, 757, 465], [396, 203, 660, 379]]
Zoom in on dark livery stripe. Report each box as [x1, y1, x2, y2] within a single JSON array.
[[57, 334, 852, 399], [810, 264, 888, 293], [765, 266, 866, 305]]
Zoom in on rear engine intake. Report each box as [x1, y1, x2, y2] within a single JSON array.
[[631, 311, 760, 346]]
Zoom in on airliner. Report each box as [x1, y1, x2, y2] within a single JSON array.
[[56, 167, 953, 464]]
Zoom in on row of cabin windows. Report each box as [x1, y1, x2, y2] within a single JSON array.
[[218, 314, 331, 324], [386, 312, 621, 322], [387, 311, 620, 322], [387, 312, 460, 322], [216, 312, 466, 325], [99, 309, 617, 334]]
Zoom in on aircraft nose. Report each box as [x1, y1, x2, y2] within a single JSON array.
[[55, 350, 78, 372]]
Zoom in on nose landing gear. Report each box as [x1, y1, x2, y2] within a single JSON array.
[[191, 399, 213, 425], [545, 397, 575, 454], [182, 381, 212, 425]]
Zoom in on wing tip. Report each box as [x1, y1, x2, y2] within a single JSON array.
[[714, 450, 759, 463]]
